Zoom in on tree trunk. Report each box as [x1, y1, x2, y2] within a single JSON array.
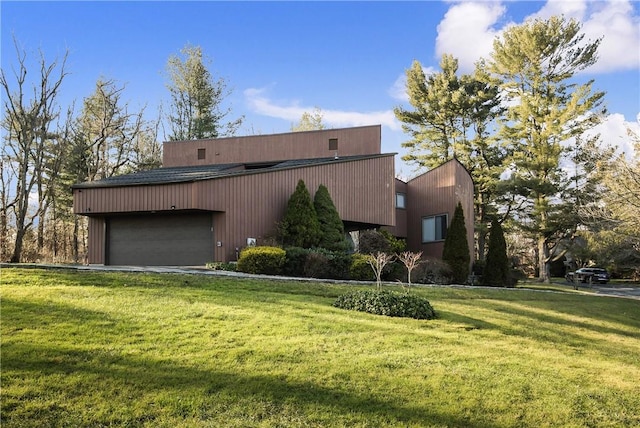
[[538, 235, 551, 283], [10, 227, 26, 263]]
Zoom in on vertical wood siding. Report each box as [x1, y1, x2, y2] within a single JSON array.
[[163, 125, 381, 167], [87, 217, 105, 264], [79, 155, 395, 262], [383, 179, 408, 238], [405, 160, 474, 262]]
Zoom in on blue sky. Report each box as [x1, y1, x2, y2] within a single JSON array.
[[2, 1, 639, 176]]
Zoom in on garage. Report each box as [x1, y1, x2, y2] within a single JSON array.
[[107, 213, 213, 266]]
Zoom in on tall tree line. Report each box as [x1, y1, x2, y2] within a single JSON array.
[[1, 42, 238, 263], [395, 16, 636, 281]]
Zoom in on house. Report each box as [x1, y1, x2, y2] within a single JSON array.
[[72, 125, 473, 266]]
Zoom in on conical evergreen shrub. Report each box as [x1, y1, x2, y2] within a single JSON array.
[[313, 185, 348, 251], [281, 179, 320, 248], [483, 218, 510, 286], [442, 202, 470, 284]]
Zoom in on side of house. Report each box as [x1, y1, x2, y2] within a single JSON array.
[[72, 125, 474, 266]]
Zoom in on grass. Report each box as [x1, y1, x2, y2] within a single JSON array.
[[2, 267, 639, 427]]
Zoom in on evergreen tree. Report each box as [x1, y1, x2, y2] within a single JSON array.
[[483, 219, 509, 286], [313, 184, 348, 251], [166, 44, 243, 141], [394, 55, 505, 261], [442, 202, 470, 284], [281, 180, 320, 248], [488, 16, 605, 282]]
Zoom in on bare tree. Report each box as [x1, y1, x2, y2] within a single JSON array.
[[76, 78, 145, 181], [1, 38, 68, 262], [366, 252, 395, 290], [397, 251, 423, 288]]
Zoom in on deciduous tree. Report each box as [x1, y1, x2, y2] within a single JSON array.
[[0, 39, 68, 262], [291, 107, 325, 132]]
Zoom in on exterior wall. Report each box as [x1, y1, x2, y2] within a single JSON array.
[[76, 155, 395, 263], [382, 179, 408, 238], [405, 159, 474, 263], [87, 217, 106, 264], [163, 125, 381, 167]]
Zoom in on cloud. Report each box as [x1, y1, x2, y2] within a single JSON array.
[[435, 0, 640, 74], [435, 2, 507, 72], [589, 112, 639, 158], [388, 73, 409, 102], [245, 87, 401, 131]]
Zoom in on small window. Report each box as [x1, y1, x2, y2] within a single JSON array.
[[422, 214, 448, 243], [396, 192, 406, 209], [197, 148, 206, 160], [329, 138, 338, 151]]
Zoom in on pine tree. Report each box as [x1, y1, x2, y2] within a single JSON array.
[[281, 180, 320, 248], [488, 16, 605, 282], [166, 44, 243, 140], [483, 219, 509, 286], [442, 202, 470, 284], [313, 184, 348, 251]]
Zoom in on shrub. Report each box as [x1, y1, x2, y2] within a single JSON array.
[[333, 289, 436, 320], [314, 185, 349, 252], [237, 246, 286, 275], [483, 218, 510, 286], [303, 248, 351, 279], [281, 180, 321, 248], [414, 258, 453, 285], [350, 253, 376, 281], [358, 230, 391, 254], [206, 261, 237, 272], [282, 247, 310, 277], [442, 202, 470, 284], [380, 230, 407, 253]]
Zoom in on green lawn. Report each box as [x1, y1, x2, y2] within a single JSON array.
[[2, 267, 639, 427]]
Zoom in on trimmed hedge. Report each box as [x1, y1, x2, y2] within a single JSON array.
[[237, 246, 286, 275], [333, 289, 436, 320]]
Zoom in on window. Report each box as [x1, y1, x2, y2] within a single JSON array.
[[197, 148, 206, 160], [396, 192, 406, 209], [329, 138, 338, 151], [422, 214, 447, 242]]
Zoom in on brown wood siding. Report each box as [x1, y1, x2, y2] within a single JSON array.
[[163, 125, 381, 167], [194, 156, 395, 261], [87, 217, 105, 264], [382, 179, 408, 238], [75, 183, 194, 215], [78, 155, 395, 263], [405, 160, 474, 262]]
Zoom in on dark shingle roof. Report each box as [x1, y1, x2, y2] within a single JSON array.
[[72, 154, 393, 189]]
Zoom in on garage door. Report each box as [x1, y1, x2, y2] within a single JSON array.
[[107, 213, 213, 266]]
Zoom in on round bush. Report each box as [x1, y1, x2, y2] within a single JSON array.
[[349, 253, 375, 281], [333, 289, 436, 320], [237, 246, 286, 275]]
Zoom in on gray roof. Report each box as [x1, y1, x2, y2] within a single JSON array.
[[72, 154, 393, 189]]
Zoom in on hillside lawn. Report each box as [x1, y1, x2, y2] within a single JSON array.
[[2, 267, 639, 427]]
